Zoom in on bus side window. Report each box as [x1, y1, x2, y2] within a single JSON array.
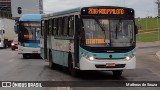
[[41, 20, 44, 36], [58, 18, 63, 36], [63, 16, 69, 36], [49, 19, 52, 36], [52, 19, 54, 35], [69, 16, 74, 36], [53, 18, 58, 36], [44, 20, 48, 36]]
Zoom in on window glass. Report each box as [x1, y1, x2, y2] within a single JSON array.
[[63, 17, 69, 36], [58, 18, 63, 36], [68, 16, 74, 36], [49, 19, 52, 35], [53, 18, 58, 36]]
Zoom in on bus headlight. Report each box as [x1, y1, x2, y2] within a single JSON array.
[[88, 56, 95, 61], [80, 52, 95, 61], [125, 55, 134, 61], [125, 56, 131, 61]]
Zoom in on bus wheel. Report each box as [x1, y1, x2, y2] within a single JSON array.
[[68, 54, 77, 77], [49, 51, 54, 69], [23, 54, 28, 59], [112, 70, 123, 77]]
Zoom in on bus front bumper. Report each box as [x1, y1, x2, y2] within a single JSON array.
[[79, 56, 136, 70], [18, 45, 40, 54]]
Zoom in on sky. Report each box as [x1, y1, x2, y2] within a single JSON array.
[[43, 0, 158, 18]]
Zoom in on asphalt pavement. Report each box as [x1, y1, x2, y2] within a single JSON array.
[[0, 44, 160, 90], [137, 41, 160, 59]]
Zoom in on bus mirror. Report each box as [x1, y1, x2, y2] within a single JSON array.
[[135, 25, 138, 34]]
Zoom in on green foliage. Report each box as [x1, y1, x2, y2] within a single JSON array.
[[135, 18, 160, 42], [136, 18, 160, 30], [136, 31, 160, 42]]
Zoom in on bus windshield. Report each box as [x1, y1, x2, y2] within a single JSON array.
[[81, 18, 134, 47], [19, 22, 40, 42]]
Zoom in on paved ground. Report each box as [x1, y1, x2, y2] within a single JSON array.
[[137, 41, 160, 48], [137, 41, 160, 60], [0, 45, 160, 90]]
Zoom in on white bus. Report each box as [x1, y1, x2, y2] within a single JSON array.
[[40, 6, 138, 77]]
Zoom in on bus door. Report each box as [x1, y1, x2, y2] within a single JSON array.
[[74, 15, 80, 67], [44, 20, 48, 59]]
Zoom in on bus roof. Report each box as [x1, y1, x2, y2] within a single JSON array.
[[19, 14, 41, 22], [43, 7, 81, 18], [43, 6, 134, 18]]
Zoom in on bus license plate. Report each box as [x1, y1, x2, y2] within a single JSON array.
[[106, 63, 116, 67]]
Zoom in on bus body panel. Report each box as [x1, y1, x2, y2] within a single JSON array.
[[79, 47, 136, 70], [79, 56, 136, 70], [49, 36, 74, 66], [18, 45, 40, 54], [79, 47, 136, 59]]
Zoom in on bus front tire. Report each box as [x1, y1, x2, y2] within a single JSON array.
[[49, 52, 55, 69], [68, 54, 78, 77], [112, 70, 123, 77], [23, 54, 28, 59]]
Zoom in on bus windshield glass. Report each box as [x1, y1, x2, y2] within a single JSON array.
[[81, 18, 134, 47], [19, 22, 41, 42]]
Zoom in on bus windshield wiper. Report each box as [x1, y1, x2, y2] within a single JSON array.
[[94, 18, 107, 40], [115, 20, 122, 40]]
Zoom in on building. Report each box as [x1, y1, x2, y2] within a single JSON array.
[[11, 0, 43, 19], [156, 0, 160, 17], [0, 0, 11, 11], [0, 0, 11, 18]]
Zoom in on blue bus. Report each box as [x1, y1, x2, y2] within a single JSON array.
[[40, 6, 138, 77], [17, 14, 41, 59]]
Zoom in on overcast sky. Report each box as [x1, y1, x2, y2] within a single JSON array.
[[43, 0, 158, 18]]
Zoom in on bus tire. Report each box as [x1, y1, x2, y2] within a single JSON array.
[[49, 51, 54, 69], [112, 70, 123, 77], [11, 47, 15, 50], [23, 54, 28, 59], [68, 54, 77, 77]]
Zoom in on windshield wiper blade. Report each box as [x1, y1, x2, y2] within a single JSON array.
[[94, 18, 107, 40], [94, 18, 105, 31], [116, 24, 118, 39]]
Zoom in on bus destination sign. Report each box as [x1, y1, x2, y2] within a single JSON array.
[[82, 8, 125, 15]]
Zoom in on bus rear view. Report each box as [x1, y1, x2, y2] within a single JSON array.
[[18, 14, 41, 59]]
